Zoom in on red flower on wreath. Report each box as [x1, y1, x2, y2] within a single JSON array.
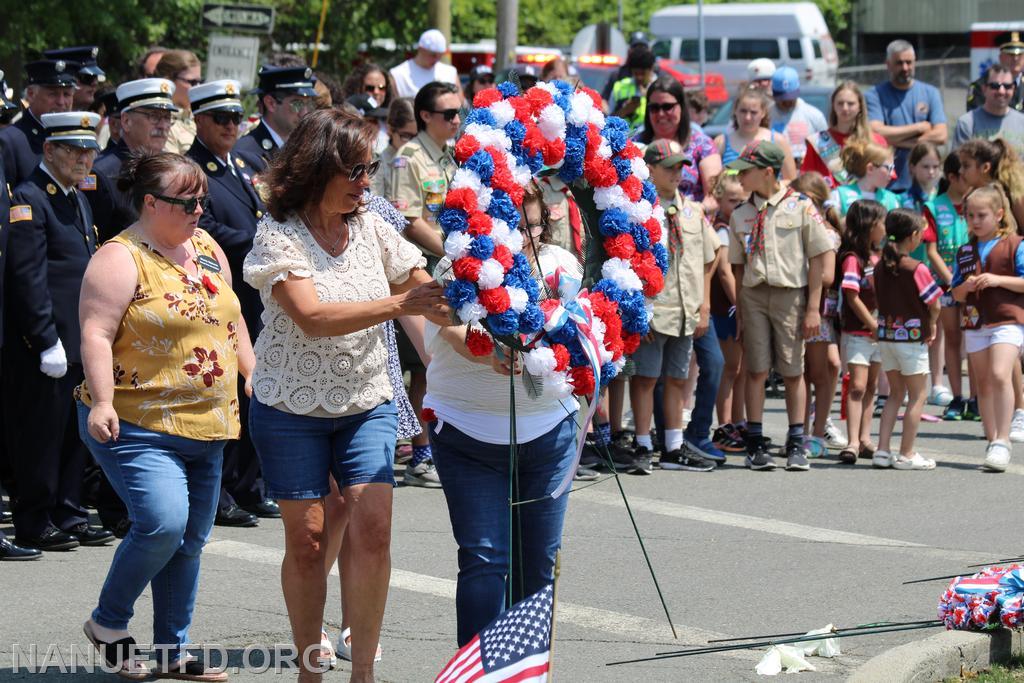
[[491, 244, 513, 270], [472, 88, 504, 110], [604, 234, 637, 260], [467, 212, 493, 236], [183, 347, 224, 387], [455, 134, 482, 164], [479, 287, 511, 314], [465, 328, 495, 356], [550, 343, 570, 372], [453, 256, 483, 282], [569, 366, 596, 396], [620, 175, 642, 203]]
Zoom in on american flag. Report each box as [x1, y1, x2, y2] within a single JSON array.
[[436, 584, 554, 683]]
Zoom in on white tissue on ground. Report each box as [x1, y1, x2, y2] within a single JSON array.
[[754, 624, 840, 676]]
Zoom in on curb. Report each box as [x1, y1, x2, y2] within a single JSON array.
[[848, 629, 1024, 682]]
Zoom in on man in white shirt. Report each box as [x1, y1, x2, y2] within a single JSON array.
[[770, 66, 827, 165], [390, 29, 459, 99]]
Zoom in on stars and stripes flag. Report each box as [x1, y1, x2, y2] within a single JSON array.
[[435, 584, 554, 683]]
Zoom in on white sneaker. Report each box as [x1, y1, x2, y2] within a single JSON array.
[[335, 627, 382, 663], [403, 460, 443, 488], [983, 440, 1012, 472], [892, 453, 936, 470], [320, 628, 338, 669], [872, 450, 893, 469], [928, 385, 954, 407], [1011, 410, 1024, 444], [824, 418, 848, 449]]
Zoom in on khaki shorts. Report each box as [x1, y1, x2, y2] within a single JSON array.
[[740, 284, 806, 377]]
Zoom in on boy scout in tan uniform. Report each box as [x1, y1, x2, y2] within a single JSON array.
[[539, 175, 585, 263], [726, 140, 832, 471], [392, 130, 454, 260]]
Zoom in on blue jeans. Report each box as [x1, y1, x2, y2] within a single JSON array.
[[429, 414, 576, 646], [685, 320, 725, 442], [77, 403, 225, 662]]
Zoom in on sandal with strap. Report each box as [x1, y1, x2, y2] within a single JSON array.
[[154, 660, 228, 682], [83, 621, 150, 680], [837, 448, 857, 464]]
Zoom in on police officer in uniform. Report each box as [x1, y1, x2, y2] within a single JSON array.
[[4, 112, 113, 551], [186, 80, 275, 525], [232, 65, 317, 173], [86, 78, 178, 241], [0, 60, 75, 187], [967, 32, 1024, 112], [43, 46, 106, 110]]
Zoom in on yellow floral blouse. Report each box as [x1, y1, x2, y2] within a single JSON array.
[[77, 228, 242, 440]]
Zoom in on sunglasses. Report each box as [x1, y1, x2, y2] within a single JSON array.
[[175, 76, 203, 87], [431, 108, 460, 121], [396, 130, 416, 143], [210, 111, 242, 126], [345, 160, 381, 182], [987, 82, 1015, 90], [364, 83, 388, 93], [278, 97, 315, 113], [648, 102, 680, 114], [152, 193, 210, 213]]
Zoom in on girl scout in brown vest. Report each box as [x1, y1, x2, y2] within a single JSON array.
[[952, 184, 1024, 472], [873, 209, 942, 471]]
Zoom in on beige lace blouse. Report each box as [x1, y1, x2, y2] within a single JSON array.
[[243, 210, 425, 416]]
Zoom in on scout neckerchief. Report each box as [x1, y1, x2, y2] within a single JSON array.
[[748, 186, 794, 257]]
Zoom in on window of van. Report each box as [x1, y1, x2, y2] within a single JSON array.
[[652, 40, 671, 59], [812, 39, 823, 59], [726, 39, 780, 60], [787, 39, 803, 60], [680, 39, 721, 62]]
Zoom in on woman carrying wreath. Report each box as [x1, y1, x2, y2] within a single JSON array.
[[242, 109, 450, 682], [424, 181, 581, 646]]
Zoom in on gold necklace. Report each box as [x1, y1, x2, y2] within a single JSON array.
[[303, 211, 346, 256]]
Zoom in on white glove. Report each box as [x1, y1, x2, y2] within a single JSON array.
[[40, 339, 68, 379]]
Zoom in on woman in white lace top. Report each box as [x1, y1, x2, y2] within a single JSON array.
[[242, 110, 450, 683]]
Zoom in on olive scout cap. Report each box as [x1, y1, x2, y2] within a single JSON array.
[[726, 140, 786, 171], [643, 139, 691, 167]]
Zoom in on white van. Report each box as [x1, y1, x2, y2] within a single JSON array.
[[649, 2, 838, 89]]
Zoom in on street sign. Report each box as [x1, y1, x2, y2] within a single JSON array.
[[206, 34, 261, 88], [202, 3, 275, 33]]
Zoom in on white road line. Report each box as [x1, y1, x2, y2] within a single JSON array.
[[201, 539, 746, 654], [570, 488, 989, 564]]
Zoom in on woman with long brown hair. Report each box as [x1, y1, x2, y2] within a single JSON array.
[[801, 80, 888, 188], [714, 87, 797, 180]]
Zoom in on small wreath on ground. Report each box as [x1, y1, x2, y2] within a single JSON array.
[[938, 564, 1024, 630], [438, 79, 668, 399]]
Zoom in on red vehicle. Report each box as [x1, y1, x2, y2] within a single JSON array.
[[449, 41, 563, 74], [573, 54, 728, 106]]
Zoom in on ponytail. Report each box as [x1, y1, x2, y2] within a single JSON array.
[[881, 208, 922, 275], [117, 151, 206, 213], [992, 138, 1024, 204], [840, 141, 890, 179], [937, 151, 961, 195], [789, 171, 840, 234]]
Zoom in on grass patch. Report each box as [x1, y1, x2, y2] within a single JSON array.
[[947, 655, 1024, 682]]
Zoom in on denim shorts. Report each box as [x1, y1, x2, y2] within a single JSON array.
[[249, 399, 398, 499]]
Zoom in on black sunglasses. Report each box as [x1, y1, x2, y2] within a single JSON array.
[[211, 111, 243, 126], [346, 160, 381, 182], [648, 102, 680, 114], [987, 82, 1015, 90], [152, 193, 210, 213], [431, 108, 460, 121], [176, 76, 203, 87]]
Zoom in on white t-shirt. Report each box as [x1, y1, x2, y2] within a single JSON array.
[[390, 59, 459, 99], [423, 244, 581, 444], [771, 98, 828, 162]]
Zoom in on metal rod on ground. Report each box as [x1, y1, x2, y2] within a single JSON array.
[[704, 619, 941, 644], [606, 621, 944, 666], [967, 557, 1024, 568], [903, 573, 963, 585]]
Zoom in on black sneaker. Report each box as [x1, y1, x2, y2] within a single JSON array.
[[965, 397, 982, 422], [580, 437, 603, 469], [630, 446, 654, 475], [659, 448, 715, 472], [785, 438, 811, 471], [745, 438, 777, 470]]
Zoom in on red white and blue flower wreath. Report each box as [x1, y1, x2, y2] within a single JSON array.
[[439, 79, 668, 401], [939, 564, 1024, 631]]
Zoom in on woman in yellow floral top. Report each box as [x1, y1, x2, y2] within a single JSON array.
[[76, 152, 253, 682]]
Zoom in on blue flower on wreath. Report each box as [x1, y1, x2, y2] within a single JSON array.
[[549, 318, 578, 346], [630, 222, 651, 251], [497, 81, 519, 98], [438, 208, 468, 236], [523, 149, 545, 175], [612, 156, 633, 183], [520, 303, 545, 334], [641, 179, 658, 205], [488, 190, 519, 230], [592, 279, 624, 304], [567, 337, 588, 367], [599, 208, 632, 237], [603, 117, 629, 154], [464, 150, 495, 184], [599, 362, 618, 387], [510, 252, 532, 279], [504, 119, 526, 148], [488, 309, 521, 336], [619, 291, 649, 334], [445, 280, 477, 309], [469, 234, 495, 261], [559, 124, 587, 184], [465, 108, 497, 128], [652, 242, 669, 274]]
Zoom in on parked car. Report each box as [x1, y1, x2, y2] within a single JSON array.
[[649, 2, 839, 88], [572, 55, 728, 107], [701, 84, 832, 139]]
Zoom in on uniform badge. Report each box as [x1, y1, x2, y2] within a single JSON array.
[[80, 115, 91, 127], [256, 210, 263, 218], [225, 83, 237, 95], [682, 206, 693, 219], [160, 81, 170, 93], [894, 328, 909, 341], [46, 183, 57, 195], [9, 205, 32, 222], [196, 254, 222, 273], [78, 174, 97, 191], [206, 162, 218, 172], [261, 138, 272, 151], [392, 199, 409, 211], [905, 318, 921, 328], [235, 157, 245, 168], [909, 328, 921, 341], [243, 173, 250, 182], [392, 157, 408, 169], [785, 199, 798, 211]]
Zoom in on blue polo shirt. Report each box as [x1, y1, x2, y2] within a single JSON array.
[[865, 80, 947, 193]]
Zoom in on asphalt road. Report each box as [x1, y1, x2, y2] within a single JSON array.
[[1, 394, 1020, 682]]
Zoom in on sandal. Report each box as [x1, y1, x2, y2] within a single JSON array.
[[837, 448, 857, 464], [83, 621, 150, 680], [858, 444, 876, 460], [154, 660, 228, 682], [335, 627, 382, 663]]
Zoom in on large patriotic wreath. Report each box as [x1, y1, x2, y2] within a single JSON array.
[[438, 79, 668, 400]]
